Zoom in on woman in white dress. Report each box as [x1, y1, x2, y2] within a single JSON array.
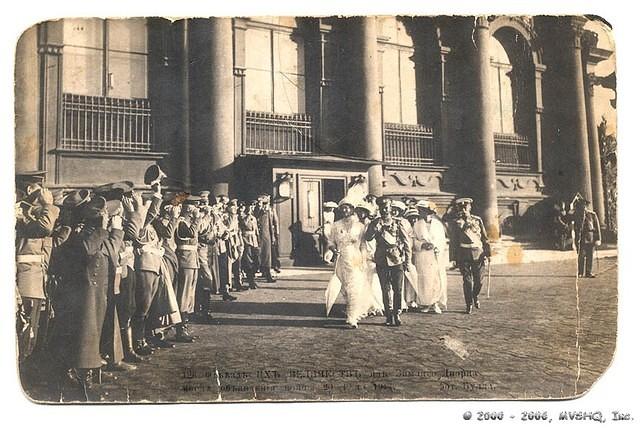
[[412, 201, 448, 313], [324, 201, 367, 328], [354, 201, 385, 317]]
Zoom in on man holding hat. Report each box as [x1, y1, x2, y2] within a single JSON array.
[[448, 197, 491, 314], [15, 171, 60, 362]]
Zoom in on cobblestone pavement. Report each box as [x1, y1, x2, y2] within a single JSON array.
[[22, 256, 618, 403]]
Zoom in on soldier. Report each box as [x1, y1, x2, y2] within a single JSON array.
[[130, 184, 165, 356], [212, 197, 238, 301], [194, 191, 217, 319], [224, 199, 246, 292], [174, 196, 203, 342], [448, 197, 491, 314], [365, 196, 412, 327], [573, 197, 602, 278], [255, 194, 278, 283], [239, 201, 260, 289], [15, 171, 60, 362]]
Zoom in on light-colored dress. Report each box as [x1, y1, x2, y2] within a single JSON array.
[[410, 217, 448, 309], [325, 215, 367, 326]]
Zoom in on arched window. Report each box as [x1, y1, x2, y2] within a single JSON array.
[[489, 27, 536, 171], [489, 37, 515, 134]]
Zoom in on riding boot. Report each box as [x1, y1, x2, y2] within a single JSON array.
[[122, 327, 144, 363]]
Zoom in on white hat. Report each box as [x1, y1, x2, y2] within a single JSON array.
[[391, 200, 407, 211], [323, 201, 338, 209], [416, 200, 437, 211]]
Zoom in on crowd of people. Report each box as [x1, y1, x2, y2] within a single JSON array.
[[15, 170, 281, 396], [321, 185, 491, 329]]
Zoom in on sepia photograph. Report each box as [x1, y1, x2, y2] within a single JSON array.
[[12, 10, 622, 406]]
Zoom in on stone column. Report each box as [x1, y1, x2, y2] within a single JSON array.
[[472, 16, 500, 239], [15, 26, 40, 174], [207, 18, 235, 196], [533, 64, 546, 173], [582, 30, 611, 226], [348, 17, 384, 195], [178, 20, 191, 190], [565, 16, 593, 203], [439, 46, 452, 165]]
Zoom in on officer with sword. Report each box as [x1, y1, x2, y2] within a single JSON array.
[[448, 198, 491, 314]]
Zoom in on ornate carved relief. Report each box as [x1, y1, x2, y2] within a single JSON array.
[[496, 175, 545, 195], [384, 169, 445, 194]]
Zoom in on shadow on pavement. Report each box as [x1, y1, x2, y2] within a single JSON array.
[[204, 317, 347, 329], [209, 301, 328, 318]]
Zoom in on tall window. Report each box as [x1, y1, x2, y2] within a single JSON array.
[[56, 18, 152, 152], [62, 18, 148, 99], [378, 18, 417, 124], [245, 25, 305, 114], [489, 37, 515, 134]]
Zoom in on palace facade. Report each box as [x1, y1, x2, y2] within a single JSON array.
[[15, 16, 614, 263]]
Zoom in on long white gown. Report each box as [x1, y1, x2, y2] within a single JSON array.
[[410, 217, 448, 309], [324, 215, 369, 325]]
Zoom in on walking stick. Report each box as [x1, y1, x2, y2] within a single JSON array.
[[486, 258, 492, 299]]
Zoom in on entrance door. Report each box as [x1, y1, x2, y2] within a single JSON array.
[[292, 177, 346, 266], [300, 178, 322, 233]]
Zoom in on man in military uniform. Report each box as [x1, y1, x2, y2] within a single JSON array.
[[15, 171, 60, 362], [573, 197, 602, 278], [365, 196, 412, 327], [448, 197, 491, 314]]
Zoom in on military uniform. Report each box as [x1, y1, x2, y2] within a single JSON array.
[[365, 198, 412, 326], [224, 204, 245, 291], [239, 209, 260, 288], [448, 198, 491, 313], [15, 201, 60, 361], [175, 209, 201, 316], [131, 194, 164, 353], [574, 204, 601, 278]]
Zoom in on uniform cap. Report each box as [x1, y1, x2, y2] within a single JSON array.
[[63, 189, 91, 208], [83, 196, 107, 219], [323, 201, 338, 209], [455, 197, 473, 205], [94, 181, 134, 200]]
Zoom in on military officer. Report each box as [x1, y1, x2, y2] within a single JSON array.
[[365, 196, 412, 327], [239, 201, 260, 289], [448, 197, 491, 314], [174, 196, 203, 341], [573, 198, 602, 278], [15, 171, 60, 362]]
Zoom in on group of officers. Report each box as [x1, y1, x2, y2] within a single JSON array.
[[15, 169, 281, 394]]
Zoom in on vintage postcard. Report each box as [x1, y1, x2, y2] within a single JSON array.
[[14, 15, 618, 404]]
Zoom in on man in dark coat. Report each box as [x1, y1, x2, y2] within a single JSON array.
[[573, 198, 602, 278], [255, 195, 278, 283], [51, 196, 124, 390]]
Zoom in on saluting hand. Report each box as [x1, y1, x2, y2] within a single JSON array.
[[111, 215, 123, 230], [39, 188, 54, 205]]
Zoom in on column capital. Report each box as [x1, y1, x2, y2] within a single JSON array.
[[586, 72, 598, 96], [567, 16, 588, 49]]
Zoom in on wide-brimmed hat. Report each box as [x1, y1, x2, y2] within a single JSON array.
[[404, 208, 419, 218], [416, 200, 437, 212], [83, 196, 107, 219]]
